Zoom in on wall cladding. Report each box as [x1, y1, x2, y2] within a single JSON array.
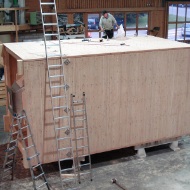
[[58, 0, 163, 9], [25, 0, 163, 12]]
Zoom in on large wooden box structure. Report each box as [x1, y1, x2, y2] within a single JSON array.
[[2, 36, 190, 168]]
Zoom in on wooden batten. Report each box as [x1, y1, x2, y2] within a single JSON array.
[[17, 60, 24, 76]]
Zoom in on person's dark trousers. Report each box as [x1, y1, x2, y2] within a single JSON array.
[[0, 68, 4, 80], [102, 29, 114, 39]]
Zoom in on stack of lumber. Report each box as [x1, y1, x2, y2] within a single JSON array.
[[0, 81, 6, 106]]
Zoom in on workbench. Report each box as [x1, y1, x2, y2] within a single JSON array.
[[2, 36, 190, 168]]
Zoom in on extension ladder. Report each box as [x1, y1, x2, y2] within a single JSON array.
[[39, 1, 77, 189], [0, 110, 50, 190], [71, 93, 92, 184]]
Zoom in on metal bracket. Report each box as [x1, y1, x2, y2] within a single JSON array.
[[65, 129, 70, 136], [66, 152, 72, 158], [64, 84, 69, 91], [64, 59, 70, 65], [64, 107, 70, 113]]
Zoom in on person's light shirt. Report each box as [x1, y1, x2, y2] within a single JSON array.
[[99, 13, 117, 30]]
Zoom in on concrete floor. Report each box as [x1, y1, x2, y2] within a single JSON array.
[[1, 105, 190, 190]]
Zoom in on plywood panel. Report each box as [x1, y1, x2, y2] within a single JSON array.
[[3, 37, 190, 166]]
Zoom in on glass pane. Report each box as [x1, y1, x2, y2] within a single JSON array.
[[177, 5, 186, 22], [126, 13, 136, 29], [114, 13, 124, 28], [187, 5, 190, 21], [167, 24, 176, 41], [58, 14, 68, 26], [74, 13, 83, 24], [181, 23, 190, 40], [177, 23, 185, 41], [88, 14, 99, 30], [88, 32, 100, 38], [126, 30, 136, 37], [138, 13, 148, 28], [168, 4, 177, 22], [138, 30, 148, 36]]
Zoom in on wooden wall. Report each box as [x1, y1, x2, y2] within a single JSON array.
[[25, 0, 164, 11], [25, 0, 166, 38], [57, 0, 163, 9]]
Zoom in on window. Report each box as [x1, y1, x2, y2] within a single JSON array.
[[167, 3, 190, 42], [87, 13, 100, 38], [126, 13, 148, 36]]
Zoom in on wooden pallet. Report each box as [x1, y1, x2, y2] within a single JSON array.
[[0, 81, 6, 106]]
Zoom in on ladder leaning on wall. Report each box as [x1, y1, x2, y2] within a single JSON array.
[[0, 86, 50, 190], [70, 93, 93, 184], [39, 0, 78, 189]]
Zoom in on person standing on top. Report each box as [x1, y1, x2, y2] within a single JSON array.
[[99, 10, 120, 39]]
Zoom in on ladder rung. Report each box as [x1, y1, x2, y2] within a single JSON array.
[[50, 74, 64, 78], [80, 171, 91, 175], [7, 152, 15, 157], [53, 105, 67, 110], [51, 85, 65, 89], [36, 182, 48, 189], [18, 115, 26, 119], [76, 145, 88, 149], [74, 109, 85, 112], [11, 131, 19, 135], [34, 172, 44, 180], [32, 163, 41, 170], [54, 116, 69, 120], [5, 160, 13, 166], [75, 118, 86, 121], [42, 13, 56, 16], [44, 23, 57, 26], [52, 95, 66, 99], [12, 123, 18, 127], [73, 103, 84, 106], [27, 153, 39, 160], [45, 33, 59, 36], [79, 154, 90, 157], [3, 166, 12, 172], [21, 125, 29, 130], [57, 137, 71, 141], [59, 158, 73, 162], [48, 64, 63, 68], [22, 135, 32, 140], [55, 126, 69, 130], [61, 167, 74, 173], [5, 145, 16, 152], [10, 139, 17, 144], [73, 100, 83, 104], [71, 114, 85, 118], [58, 147, 72, 151], [80, 163, 90, 167], [72, 136, 88, 141], [25, 144, 34, 150], [41, 2, 55, 5]]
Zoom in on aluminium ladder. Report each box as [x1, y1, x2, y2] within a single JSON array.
[[0, 110, 50, 190], [39, 1, 77, 189], [70, 93, 92, 184]]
